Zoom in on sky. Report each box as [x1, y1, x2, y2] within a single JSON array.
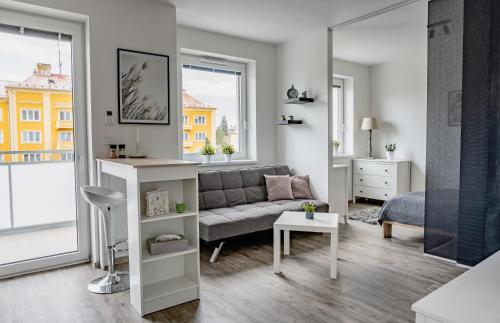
[[0, 31, 72, 82], [182, 68, 239, 130]]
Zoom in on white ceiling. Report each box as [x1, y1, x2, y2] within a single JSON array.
[[168, 0, 428, 66], [332, 0, 428, 66], [169, 0, 411, 44]]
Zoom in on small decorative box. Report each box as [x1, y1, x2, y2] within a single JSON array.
[[147, 235, 188, 255], [145, 190, 169, 217]]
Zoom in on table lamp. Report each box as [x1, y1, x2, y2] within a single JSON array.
[[361, 117, 380, 158]]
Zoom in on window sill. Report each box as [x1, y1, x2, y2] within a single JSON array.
[[332, 154, 354, 159], [198, 159, 258, 167]]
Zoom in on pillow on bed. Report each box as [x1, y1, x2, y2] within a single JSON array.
[[291, 175, 313, 199], [264, 175, 294, 201]]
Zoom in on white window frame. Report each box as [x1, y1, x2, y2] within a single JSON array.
[[23, 153, 41, 162], [332, 78, 345, 154], [20, 108, 41, 122], [194, 115, 206, 125], [195, 132, 206, 141], [58, 110, 72, 121], [21, 130, 41, 143], [181, 53, 247, 160], [58, 131, 72, 142], [0, 5, 90, 278]]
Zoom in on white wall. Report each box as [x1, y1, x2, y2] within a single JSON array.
[[370, 51, 427, 191], [276, 29, 332, 204], [177, 26, 277, 168], [14, 0, 179, 161]]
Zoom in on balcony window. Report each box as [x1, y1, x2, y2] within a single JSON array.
[[183, 115, 188, 123], [182, 53, 247, 159], [21, 130, 41, 143], [195, 132, 206, 141], [194, 116, 206, 125], [58, 132, 72, 142], [58, 111, 72, 121], [183, 132, 189, 140], [21, 109, 41, 122], [23, 153, 41, 162]]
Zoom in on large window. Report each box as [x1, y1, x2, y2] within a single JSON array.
[[332, 78, 345, 153], [21, 130, 41, 143], [21, 109, 41, 121], [182, 53, 247, 159]]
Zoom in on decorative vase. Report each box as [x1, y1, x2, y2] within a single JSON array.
[[202, 155, 212, 163], [333, 146, 339, 155], [224, 154, 232, 162], [305, 211, 314, 219], [386, 151, 395, 161]]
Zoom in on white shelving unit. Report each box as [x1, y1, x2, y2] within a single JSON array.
[[97, 158, 200, 316]]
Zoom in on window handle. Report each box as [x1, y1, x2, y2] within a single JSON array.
[[384, 181, 388, 184]]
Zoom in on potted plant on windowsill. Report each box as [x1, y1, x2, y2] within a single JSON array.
[[385, 143, 396, 161], [301, 201, 316, 220], [200, 139, 216, 163], [332, 140, 341, 155], [221, 144, 235, 162]]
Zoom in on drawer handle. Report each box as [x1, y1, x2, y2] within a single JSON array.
[[360, 167, 363, 170], [385, 169, 389, 172], [384, 194, 388, 197], [385, 181, 388, 184]]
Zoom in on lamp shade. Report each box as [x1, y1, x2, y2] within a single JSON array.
[[361, 117, 380, 130]]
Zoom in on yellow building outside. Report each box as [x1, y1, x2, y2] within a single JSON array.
[[182, 90, 217, 154], [0, 63, 73, 163]]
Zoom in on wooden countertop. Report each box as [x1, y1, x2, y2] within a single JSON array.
[[412, 250, 500, 323], [96, 158, 201, 168]]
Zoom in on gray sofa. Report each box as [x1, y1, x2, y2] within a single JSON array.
[[198, 165, 328, 261]]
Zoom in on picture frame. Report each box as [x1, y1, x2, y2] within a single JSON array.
[[117, 48, 170, 125], [145, 190, 169, 217]]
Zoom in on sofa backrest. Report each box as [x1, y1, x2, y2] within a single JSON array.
[[198, 165, 290, 210]]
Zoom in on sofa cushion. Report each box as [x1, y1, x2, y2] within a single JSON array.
[[240, 168, 261, 187], [199, 199, 329, 242], [199, 171, 223, 192], [220, 170, 244, 189], [244, 186, 267, 203], [258, 167, 277, 185], [274, 165, 291, 176], [264, 174, 294, 201], [291, 175, 314, 199], [202, 190, 227, 209], [224, 188, 247, 207], [199, 193, 206, 210]]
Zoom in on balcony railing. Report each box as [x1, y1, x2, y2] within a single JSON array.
[[56, 120, 74, 129], [183, 140, 193, 148], [0, 150, 76, 234], [183, 123, 193, 131], [56, 141, 73, 149]]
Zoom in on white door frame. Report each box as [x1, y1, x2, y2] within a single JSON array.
[[0, 6, 91, 278]]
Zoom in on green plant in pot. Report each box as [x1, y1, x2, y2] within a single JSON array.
[[385, 143, 396, 161], [332, 140, 341, 155], [301, 201, 316, 219], [200, 138, 216, 163], [221, 144, 235, 162]]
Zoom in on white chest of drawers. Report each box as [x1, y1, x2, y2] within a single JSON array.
[[352, 159, 410, 202]]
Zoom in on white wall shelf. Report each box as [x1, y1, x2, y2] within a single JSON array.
[[141, 211, 197, 223], [97, 158, 201, 316], [142, 246, 198, 263]]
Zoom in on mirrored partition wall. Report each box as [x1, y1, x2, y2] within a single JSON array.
[[424, 0, 464, 261]]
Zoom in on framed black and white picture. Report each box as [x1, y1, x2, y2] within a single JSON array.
[[117, 48, 170, 124]]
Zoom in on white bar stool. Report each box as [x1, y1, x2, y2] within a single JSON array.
[[80, 185, 129, 294]]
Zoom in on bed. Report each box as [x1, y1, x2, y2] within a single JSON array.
[[378, 191, 425, 238]]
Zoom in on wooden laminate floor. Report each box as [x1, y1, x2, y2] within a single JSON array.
[[0, 206, 465, 323]]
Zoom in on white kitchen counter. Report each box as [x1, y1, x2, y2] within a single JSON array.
[[412, 250, 500, 323]]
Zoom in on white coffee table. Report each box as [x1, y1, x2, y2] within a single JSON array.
[[273, 211, 339, 279]]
